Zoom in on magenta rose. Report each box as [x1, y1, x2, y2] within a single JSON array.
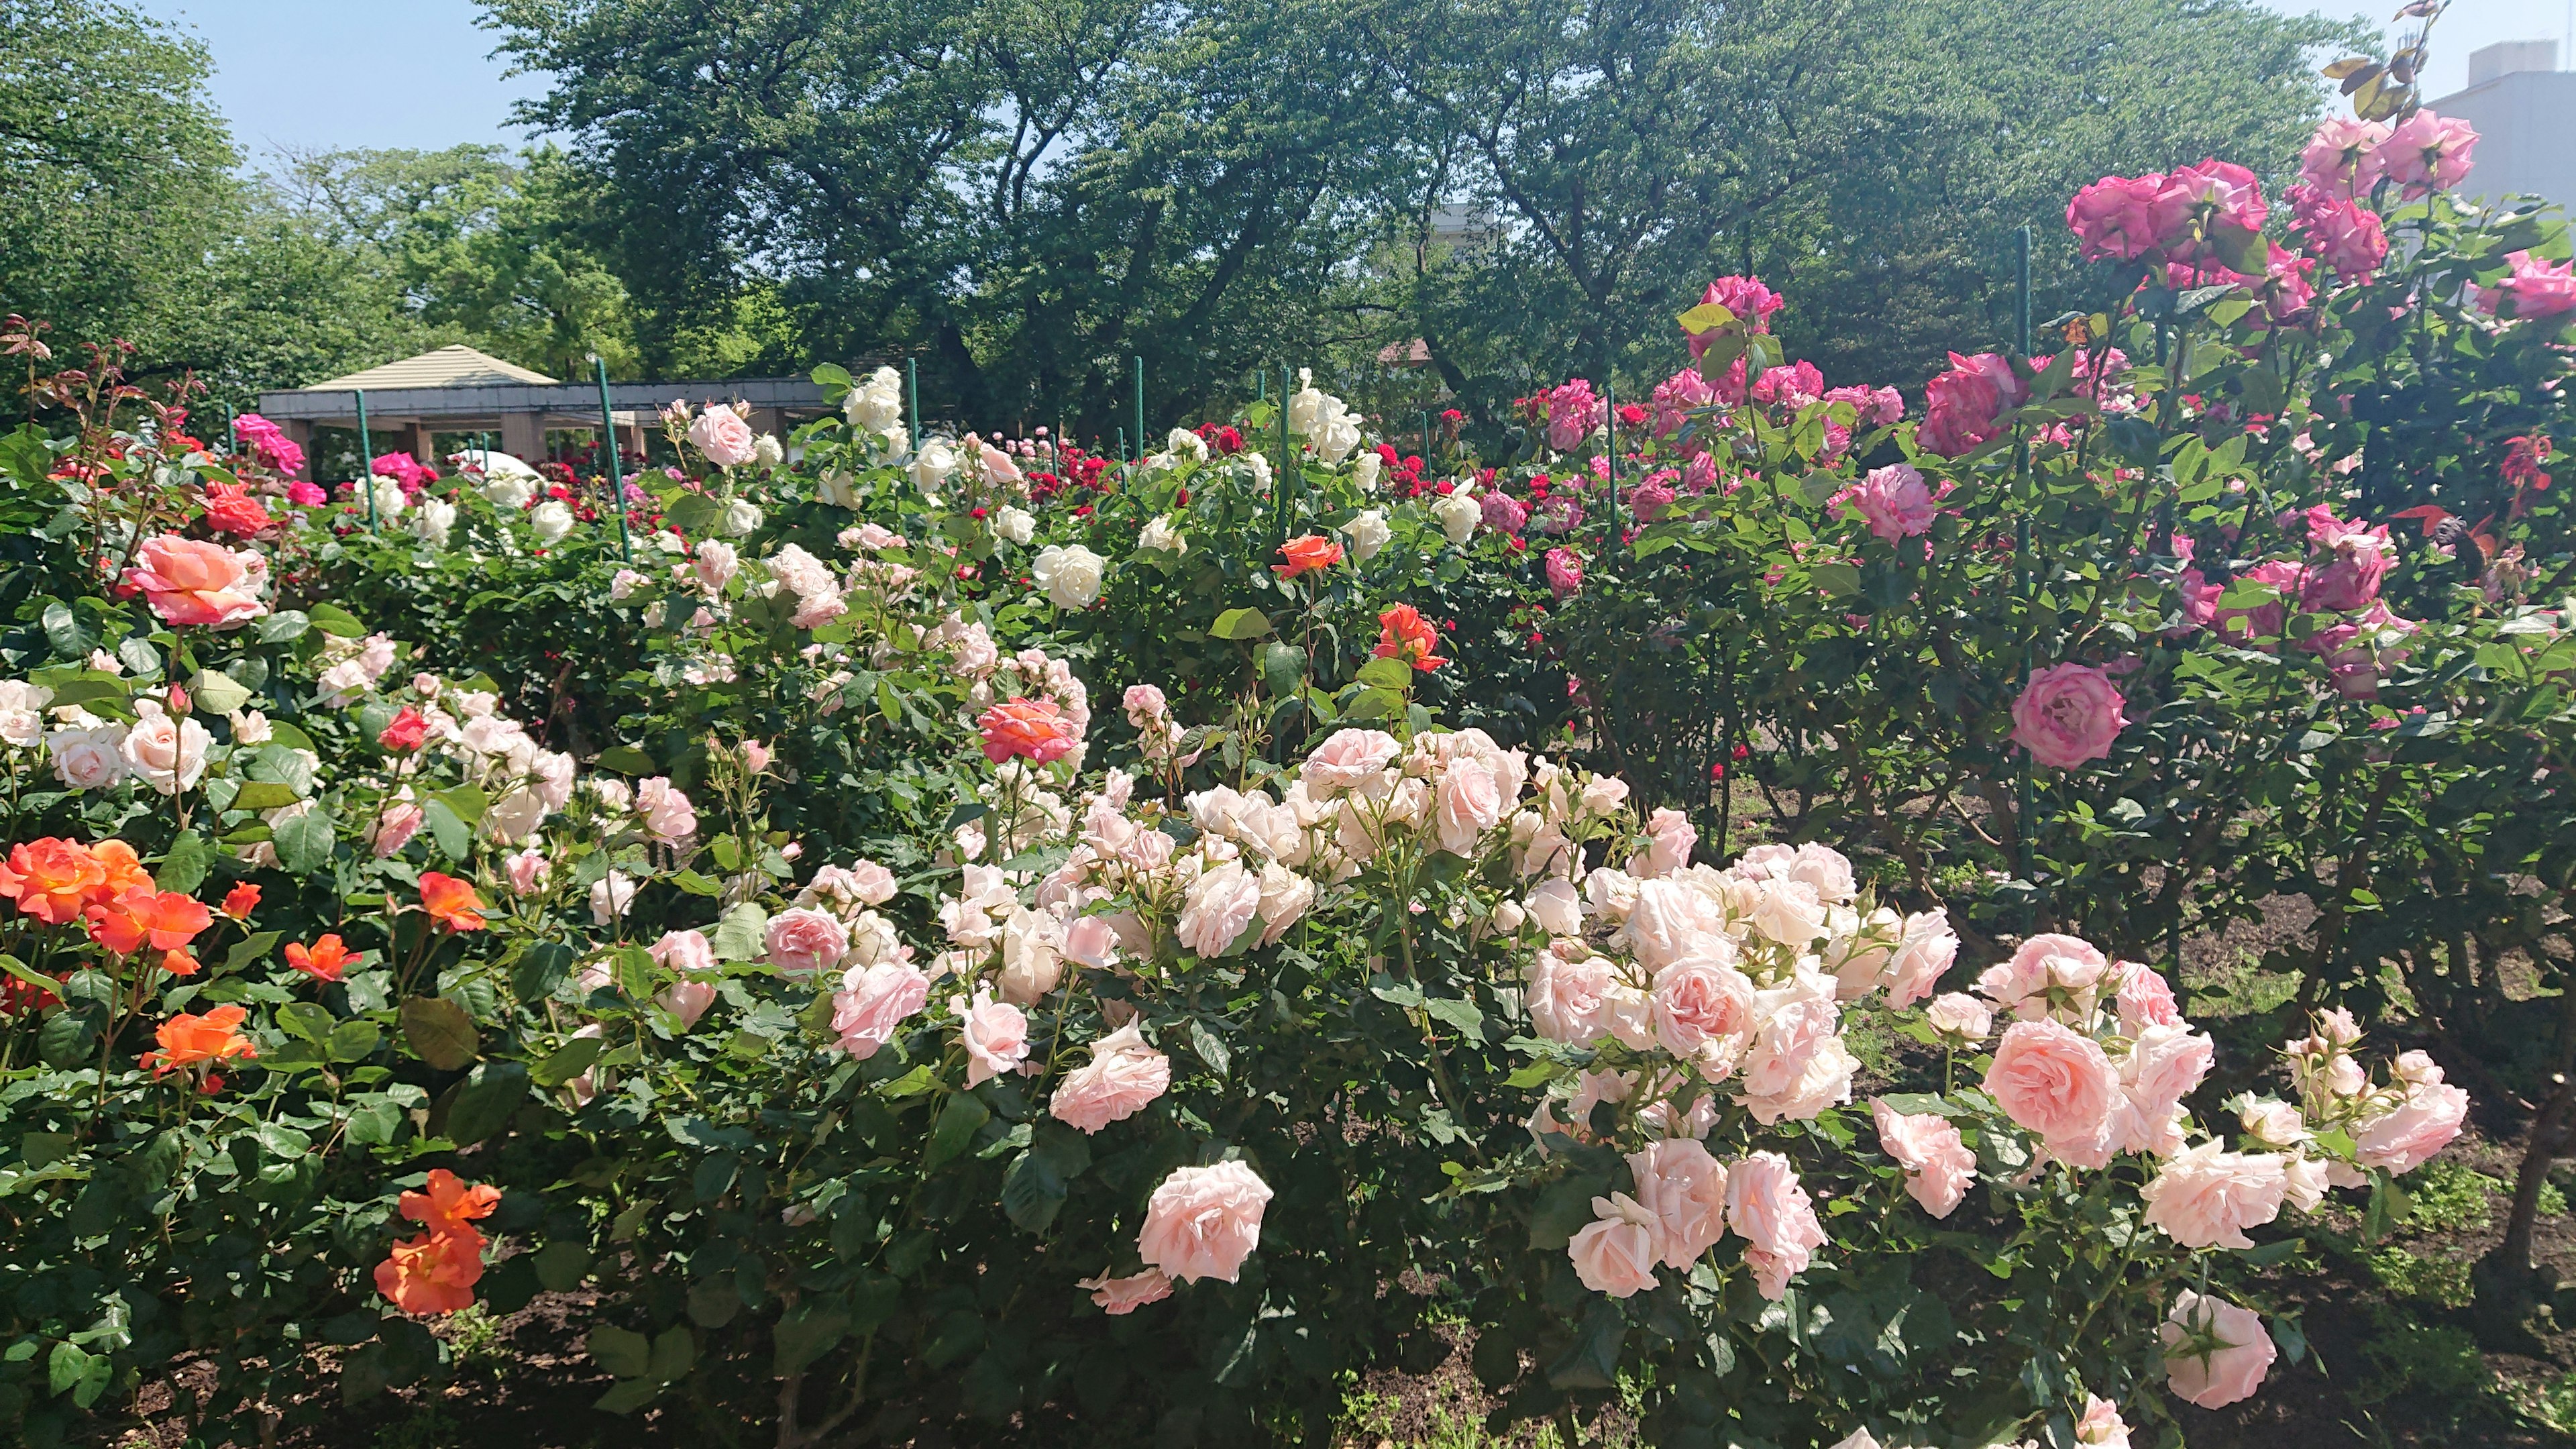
[[1917, 352, 2023, 458], [2065, 172, 2189, 261], [2010, 662, 2128, 769]]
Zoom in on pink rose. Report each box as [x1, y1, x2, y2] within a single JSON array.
[[2474, 249, 2576, 321], [2285, 184, 2387, 284], [371, 799, 425, 858], [504, 847, 550, 897], [1925, 991, 1992, 1041], [1433, 759, 1505, 855], [2161, 1291, 2275, 1409], [1650, 953, 1758, 1069], [2351, 1079, 2470, 1173], [1830, 463, 1937, 545], [2114, 962, 2182, 1032], [1077, 1267, 1172, 1315], [954, 989, 1030, 1085], [1544, 546, 1584, 599], [2141, 1140, 2288, 1249], [1984, 1019, 2120, 1167], [1542, 378, 1603, 451], [693, 539, 739, 592], [2010, 663, 2128, 769], [635, 776, 698, 843], [1175, 861, 1263, 957], [2077, 1395, 2131, 1448], [830, 961, 930, 1058], [1136, 1160, 1273, 1283], [845, 859, 898, 905], [1049, 1022, 1171, 1133], [2065, 172, 2190, 261], [2300, 117, 2390, 198], [1871, 1098, 1976, 1218], [657, 977, 716, 1029], [123, 535, 269, 629], [1527, 944, 1611, 1045], [1917, 352, 2023, 458], [1627, 1138, 1729, 1269], [1567, 1193, 1662, 1297], [977, 696, 1079, 765], [2297, 506, 2394, 612], [1303, 728, 1399, 795], [687, 402, 759, 466], [1631, 807, 1697, 878], [1724, 1151, 1827, 1300], [2165, 157, 2268, 257], [765, 907, 850, 977], [2376, 109, 2477, 197], [648, 928, 717, 977], [1883, 909, 1957, 1008], [1122, 684, 1169, 727]]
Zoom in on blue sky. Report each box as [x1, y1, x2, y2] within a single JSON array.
[[141, 0, 2575, 158]]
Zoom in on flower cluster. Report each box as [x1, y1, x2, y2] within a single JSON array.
[[374, 1169, 502, 1315]]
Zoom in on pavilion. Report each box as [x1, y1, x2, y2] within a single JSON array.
[[252, 345, 835, 477]]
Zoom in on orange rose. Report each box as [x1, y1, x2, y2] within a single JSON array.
[[1273, 534, 1345, 579], [86, 887, 212, 956], [419, 872, 487, 932], [400, 1168, 502, 1238], [89, 840, 154, 903], [284, 934, 363, 982], [220, 882, 260, 920], [0, 838, 106, 926], [1373, 603, 1448, 670], [977, 698, 1077, 765], [140, 1004, 258, 1076], [374, 1230, 486, 1316]]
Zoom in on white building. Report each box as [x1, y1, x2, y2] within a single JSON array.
[[2428, 40, 2576, 209]]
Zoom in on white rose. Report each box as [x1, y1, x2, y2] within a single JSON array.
[[590, 870, 639, 926], [529, 500, 574, 543], [753, 434, 784, 468], [120, 712, 210, 796], [912, 439, 959, 496], [1352, 452, 1382, 492], [1432, 490, 1479, 545], [1032, 544, 1106, 609], [847, 367, 904, 433], [0, 680, 53, 747], [722, 500, 764, 535], [994, 506, 1036, 545], [409, 496, 458, 548], [227, 708, 270, 745], [1345, 508, 1391, 562], [480, 473, 535, 510], [371, 478, 409, 519], [47, 725, 126, 790], [1243, 452, 1272, 491], [1167, 427, 1209, 462], [1287, 370, 1364, 464], [1139, 516, 1187, 555]]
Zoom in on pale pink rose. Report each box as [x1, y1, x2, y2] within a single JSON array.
[[1063, 914, 1120, 969], [1568, 1193, 1663, 1297], [830, 961, 930, 1058], [1725, 1151, 1827, 1300], [954, 989, 1030, 1085], [1623, 877, 1720, 969], [121, 535, 268, 628], [1979, 932, 2110, 1020], [1303, 728, 1399, 795], [1137, 1161, 1273, 1283], [1175, 861, 1263, 957], [1884, 909, 1957, 1007], [1631, 807, 1697, 877], [2114, 962, 2183, 1032], [1077, 1268, 1173, 1315], [649, 928, 717, 977], [2141, 1141, 2288, 1249], [2121, 1024, 2214, 1117], [1751, 878, 1830, 947], [635, 776, 698, 843], [765, 907, 850, 977], [1925, 991, 1992, 1041], [1784, 843, 1857, 902], [1871, 1098, 1976, 1218], [1984, 1019, 2120, 1167], [1434, 761, 1505, 855], [2161, 1291, 2275, 1409], [1527, 944, 1612, 1045], [2076, 1395, 2131, 1448], [2282, 1154, 2330, 1212], [1122, 684, 1169, 728], [2351, 1079, 2470, 1173], [688, 403, 759, 466], [741, 739, 772, 773], [2300, 117, 2390, 199], [657, 978, 717, 1028], [1528, 878, 1583, 936], [504, 847, 550, 896], [1627, 1138, 1729, 1269], [1050, 1022, 1171, 1133], [1741, 990, 1857, 1124], [1255, 862, 1313, 945], [2012, 663, 2128, 769], [1650, 953, 1758, 1067], [845, 859, 898, 905], [693, 539, 739, 592], [371, 800, 425, 858]]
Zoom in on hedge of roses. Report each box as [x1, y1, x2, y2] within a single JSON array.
[[0, 105, 2561, 1449]]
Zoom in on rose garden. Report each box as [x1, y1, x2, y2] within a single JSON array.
[[4, 16, 2576, 1446]]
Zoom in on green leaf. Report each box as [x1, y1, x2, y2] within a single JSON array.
[[1189, 1020, 1231, 1078], [924, 1091, 991, 1173], [1209, 607, 1274, 641], [273, 810, 336, 875], [1808, 561, 1862, 598], [307, 601, 365, 638], [670, 868, 724, 897], [276, 1001, 337, 1042], [223, 930, 282, 975], [592, 1379, 663, 1415], [533, 1034, 606, 1089], [421, 799, 470, 861], [189, 668, 252, 716], [326, 1019, 382, 1063], [0, 953, 56, 997], [399, 996, 480, 1071], [711, 902, 770, 962], [586, 1325, 652, 1379], [256, 610, 311, 643], [771, 1305, 850, 1378], [42, 602, 97, 659], [593, 745, 655, 777], [430, 785, 488, 827], [445, 1061, 530, 1145], [533, 1241, 595, 1292], [229, 780, 301, 811], [1353, 657, 1413, 690], [156, 830, 210, 895]]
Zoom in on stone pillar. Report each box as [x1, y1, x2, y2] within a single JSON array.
[[406, 421, 438, 468], [747, 407, 787, 441], [500, 411, 545, 464], [282, 419, 315, 480]]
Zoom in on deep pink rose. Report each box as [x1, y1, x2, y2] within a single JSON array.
[[2161, 1291, 2276, 1408], [1683, 275, 1784, 359], [2165, 158, 2268, 259], [2298, 506, 2394, 611], [1830, 463, 1935, 543], [2065, 172, 2189, 260], [2286, 184, 2387, 284], [2474, 250, 2576, 321], [2376, 109, 2477, 197], [1137, 1161, 1273, 1283], [2299, 117, 2390, 199], [1917, 352, 2023, 458], [2010, 662, 2128, 768], [1544, 546, 1584, 599], [977, 696, 1079, 765]]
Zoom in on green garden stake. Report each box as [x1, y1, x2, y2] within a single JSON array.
[[1277, 365, 1293, 544], [1421, 409, 1432, 463], [1256, 372, 1265, 402], [595, 356, 632, 561], [1134, 354, 1146, 463], [354, 388, 376, 530], [2012, 225, 2036, 890], [907, 358, 920, 445], [1604, 375, 1621, 553], [1116, 427, 1127, 488]]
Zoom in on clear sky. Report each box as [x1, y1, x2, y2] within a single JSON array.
[[138, 0, 2575, 159]]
